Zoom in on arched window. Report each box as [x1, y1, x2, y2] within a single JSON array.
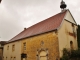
[[70, 41, 74, 50], [39, 51, 47, 60]]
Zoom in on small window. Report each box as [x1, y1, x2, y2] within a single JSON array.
[[10, 57, 12, 60], [70, 41, 74, 50], [13, 57, 16, 60], [23, 42, 26, 50], [72, 23, 75, 33], [6, 57, 7, 60], [12, 44, 15, 51], [7, 46, 9, 50]]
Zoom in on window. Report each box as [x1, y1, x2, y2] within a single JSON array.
[[6, 57, 7, 60], [7, 46, 9, 50], [70, 41, 74, 50], [72, 23, 75, 34], [10, 57, 12, 60], [13, 57, 16, 60], [12, 44, 15, 51], [23, 42, 26, 51]]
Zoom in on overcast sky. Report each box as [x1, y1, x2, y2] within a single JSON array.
[[0, 0, 80, 41]]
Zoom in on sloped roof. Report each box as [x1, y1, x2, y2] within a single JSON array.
[[8, 10, 67, 43]]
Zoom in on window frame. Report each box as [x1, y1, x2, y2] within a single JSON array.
[[70, 41, 74, 50], [23, 42, 26, 51], [12, 44, 15, 51], [7, 45, 9, 50], [13, 57, 16, 60]]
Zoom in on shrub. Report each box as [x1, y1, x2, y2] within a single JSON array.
[[60, 48, 80, 60], [60, 48, 70, 60]]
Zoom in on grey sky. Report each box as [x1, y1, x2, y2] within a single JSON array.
[[0, 0, 80, 41]]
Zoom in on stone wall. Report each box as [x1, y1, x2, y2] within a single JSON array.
[[21, 31, 59, 60]]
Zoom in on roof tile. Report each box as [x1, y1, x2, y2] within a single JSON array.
[[9, 10, 67, 42]]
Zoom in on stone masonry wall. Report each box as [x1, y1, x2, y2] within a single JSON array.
[[21, 31, 59, 60]]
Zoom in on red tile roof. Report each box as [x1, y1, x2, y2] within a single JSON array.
[[9, 10, 67, 42]]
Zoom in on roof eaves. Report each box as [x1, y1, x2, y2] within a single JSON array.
[[8, 29, 57, 43], [67, 9, 77, 25], [57, 10, 67, 30]]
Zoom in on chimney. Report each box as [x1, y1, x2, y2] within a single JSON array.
[[24, 28, 26, 30]]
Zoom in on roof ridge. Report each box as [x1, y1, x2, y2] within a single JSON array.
[[26, 10, 67, 29], [8, 10, 67, 43]]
